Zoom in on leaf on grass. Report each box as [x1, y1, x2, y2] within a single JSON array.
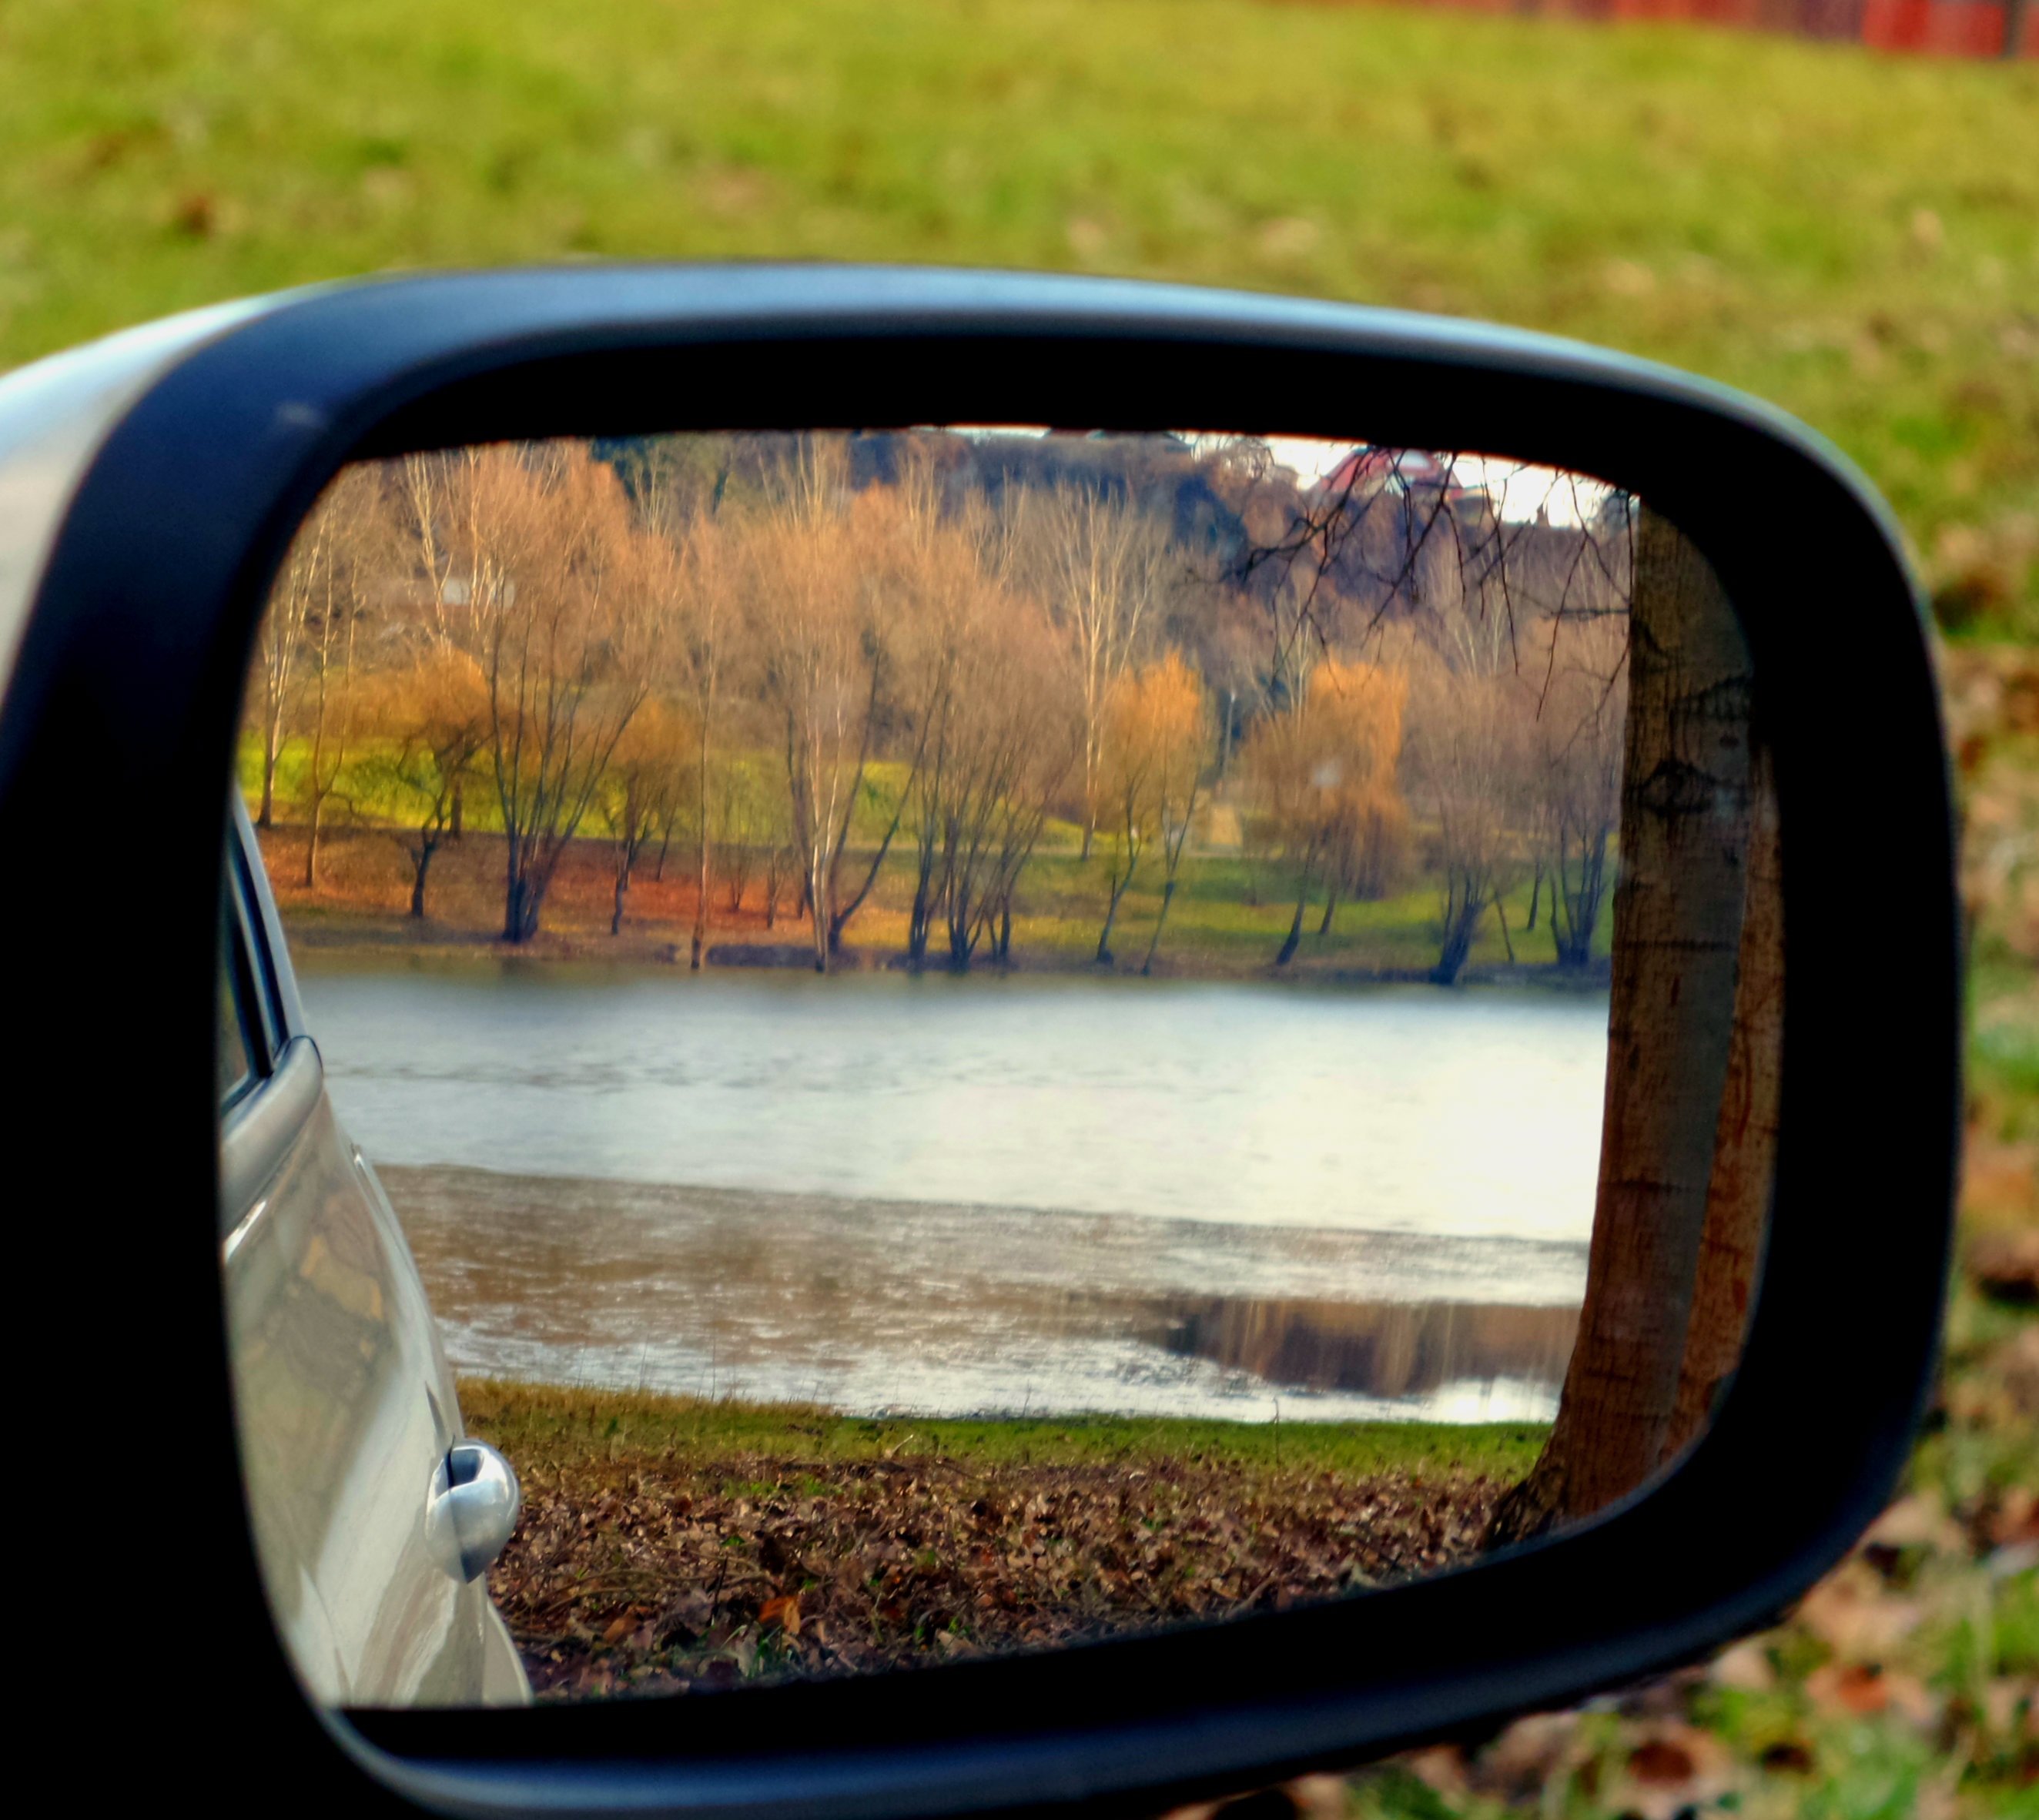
[[1966, 1227, 2039, 1306], [1987, 1485, 2037, 1550], [1757, 1739, 1813, 1775], [1471, 1713, 1580, 1798], [1396, 1745, 1470, 1798], [1709, 1639, 1775, 1691], [758, 1594, 801, 1635], [1794, 1561, 1923, 1660], [1606, 1724, 1733, 1820], [1806, 1661, 1940, 1731], [1628, 1737, 1697, 1785], [1863, 1492, 1967, 1557]]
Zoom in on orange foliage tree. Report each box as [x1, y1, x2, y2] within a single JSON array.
[[597, 696, 691, 937], [355, 645, 490, 919], [1241, 658, 1410, 966], [1093, 652, 1213, 968]]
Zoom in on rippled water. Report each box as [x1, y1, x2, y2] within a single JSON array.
[[302, 965, 1610, 1423]]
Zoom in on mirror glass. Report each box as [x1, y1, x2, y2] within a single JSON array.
[[223, 427, 1780, 1706]]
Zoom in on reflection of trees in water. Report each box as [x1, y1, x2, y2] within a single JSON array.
[[1159, 1297, 1580, 1401]]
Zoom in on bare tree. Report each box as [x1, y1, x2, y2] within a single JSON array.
[[1488, 512, 1759, 1544], [1093, 714, 1156, 968], [746, 442, 886, 973], [1533, 621, 1628, 969], [1023, 483, 1174, 858], [248, 520, 317, 830], [902, 559, 1070, 971], [1406, 666, 1529, 983], [1137, 655, 1215, 975], [762, 839, 792, 930], [672, 521, 731, 969], [1093, 654, 1210, 966], [455, 445, 664, 944], [290, 467, 385, 888], [396, 453, 460, 653]]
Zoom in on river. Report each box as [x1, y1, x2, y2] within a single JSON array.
[[301, 965, 1611, 1425]]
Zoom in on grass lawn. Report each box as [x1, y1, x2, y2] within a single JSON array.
[[459, 1377, 1550, 1480], [3, 0, 2034, 635]]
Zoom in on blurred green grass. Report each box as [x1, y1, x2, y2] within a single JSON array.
[[6, 5, 2029, 1811], [456, 1377, 1549, 1480], [2, 0, 2034, 634]]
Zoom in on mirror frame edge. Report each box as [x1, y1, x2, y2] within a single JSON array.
[[0, 265, 1960, 1820]]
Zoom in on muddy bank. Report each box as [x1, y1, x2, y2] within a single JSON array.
[[1160, 1298, 1580, 1402], [380, 1164, 1589, 1424]]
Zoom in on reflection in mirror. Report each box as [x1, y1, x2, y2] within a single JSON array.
[[223, 428, 1779, 1705]]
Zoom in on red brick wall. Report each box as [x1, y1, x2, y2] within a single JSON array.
[[1859, 0, 2031, 55], [1386, 0, 2035, 56]]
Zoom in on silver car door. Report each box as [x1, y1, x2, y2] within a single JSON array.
[[220, 815, 524, 1705]]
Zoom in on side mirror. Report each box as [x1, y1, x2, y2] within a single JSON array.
[[0, 267, 1958, 1817]]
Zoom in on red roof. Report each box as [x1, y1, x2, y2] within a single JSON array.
[[1314, 447, 1486, 510]]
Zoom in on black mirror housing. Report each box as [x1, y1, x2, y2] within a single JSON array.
[[0, 266, 1959, 1818]]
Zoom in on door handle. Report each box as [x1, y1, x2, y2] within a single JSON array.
[[426, 1440, 521, 1584]]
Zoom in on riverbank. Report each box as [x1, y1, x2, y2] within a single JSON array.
[[259, 821, 1613, 989], [460, 1378, 1542, 1701]]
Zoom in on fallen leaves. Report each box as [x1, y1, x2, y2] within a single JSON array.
[[475, 1439, 1505, 1701], [1706, 1638, 1774, 1693], [1967, 1227, 2039, 1307], [1616, 1725, 1733, 1820], [1805, 1660, 1940, 1728], [1794, 1557, 1926, 1661], [1344, 1343, 2037, 1818]]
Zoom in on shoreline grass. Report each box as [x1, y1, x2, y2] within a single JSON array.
[[456, 1377, 1553, 1480]]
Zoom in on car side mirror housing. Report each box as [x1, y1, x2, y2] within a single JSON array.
[[0, 266, 1958, 1817]]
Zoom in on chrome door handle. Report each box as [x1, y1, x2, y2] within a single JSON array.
[[426, 1441, 521, 1584]]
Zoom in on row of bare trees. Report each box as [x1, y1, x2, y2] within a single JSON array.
[[249, 432, 1634, 978]]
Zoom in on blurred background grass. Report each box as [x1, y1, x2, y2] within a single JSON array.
[[2, 2, 2030, 1812], [2, 0, 2034, 637]]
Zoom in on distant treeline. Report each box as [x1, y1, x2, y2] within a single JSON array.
[[248, 429, 1632, 982]]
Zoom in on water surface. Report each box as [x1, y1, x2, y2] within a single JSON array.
[[302, 966, 1609, 1422]]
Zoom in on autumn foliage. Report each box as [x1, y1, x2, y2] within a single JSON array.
[[461, 1382, 1518, 1701], [1241, 657, 1412, 965], [250, 431, 1640, 982]]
